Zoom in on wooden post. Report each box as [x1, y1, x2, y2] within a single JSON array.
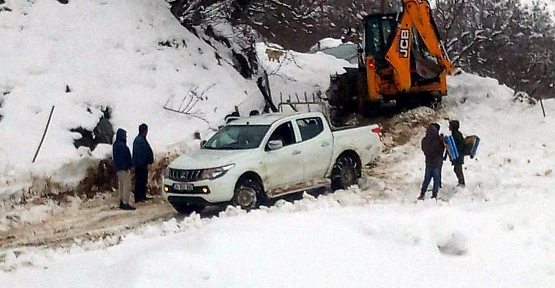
[[33, 106, 55, 163]]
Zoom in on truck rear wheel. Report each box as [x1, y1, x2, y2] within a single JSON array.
[[331, 155, 357, 191], [232, 177, 264, 211]]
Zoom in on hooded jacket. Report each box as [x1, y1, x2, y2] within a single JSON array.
[[133, 132, 154, 168], [421, 124, 445, 169], [449, 120, 465, 164], [113, 129, 133, 171]]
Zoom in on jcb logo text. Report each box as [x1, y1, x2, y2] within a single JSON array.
[[399, 29, 410, 58]]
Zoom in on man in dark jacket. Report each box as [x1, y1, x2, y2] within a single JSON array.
[[430, 122, 443, 188], [449, 120, 465, 186], [133, 123, 154, 203], [113, 129, 135, 210], [418, 123, 445, 200]]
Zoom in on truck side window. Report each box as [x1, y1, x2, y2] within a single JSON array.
[[296, 117, 323, 141], [267, 122, 295, 148]]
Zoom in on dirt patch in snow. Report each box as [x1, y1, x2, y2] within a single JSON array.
[[360, 106, 452, 200], [0, 196, 176, 251], [379, 106, 444, 149]]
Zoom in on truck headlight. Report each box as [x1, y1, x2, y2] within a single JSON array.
[[201, 164, 235, 180], [163, 168, 170, 178]]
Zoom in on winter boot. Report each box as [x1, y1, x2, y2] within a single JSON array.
[[417, 193, 425, 201], [120, 202, 136, 211]]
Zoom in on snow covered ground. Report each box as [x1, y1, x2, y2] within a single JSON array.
[[0, 0, 349, 199], [2, 0, 555, 287]]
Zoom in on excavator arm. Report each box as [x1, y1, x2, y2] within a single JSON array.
[[385, 0, 454, 92]]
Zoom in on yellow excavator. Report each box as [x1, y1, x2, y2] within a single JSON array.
[[328, 0, 455, 116]]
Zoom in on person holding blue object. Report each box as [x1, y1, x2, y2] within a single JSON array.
[[418, 123, 445, 200], [449, 120, 465, 187]]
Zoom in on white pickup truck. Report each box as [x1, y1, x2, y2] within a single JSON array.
[[162, 112, 383, 213]]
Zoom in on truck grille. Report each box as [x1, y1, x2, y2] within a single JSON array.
[[169, 169, 205, 182]]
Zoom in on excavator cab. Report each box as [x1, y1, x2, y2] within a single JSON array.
[[363, 14, 397, 70]]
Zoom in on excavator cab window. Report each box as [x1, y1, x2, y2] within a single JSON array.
[[363, 14, 397, 67]]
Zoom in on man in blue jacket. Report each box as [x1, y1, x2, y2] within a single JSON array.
[[112, 129, 136, 210], [133, 123, 154, 203]]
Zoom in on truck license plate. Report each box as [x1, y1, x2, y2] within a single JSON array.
[[173, 183, 193, 191]]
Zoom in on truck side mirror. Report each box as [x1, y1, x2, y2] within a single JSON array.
[[267, 140, 283, 150], [200, 140, 207, 148]]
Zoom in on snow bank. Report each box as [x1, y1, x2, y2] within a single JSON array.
[[0, 0, 265, 198], [2, 1, 555, 287], [256, 42, 352, 107], [2, 190, 555, 287]]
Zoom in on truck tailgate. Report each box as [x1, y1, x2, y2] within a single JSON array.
[[331, 124, 383, 166]]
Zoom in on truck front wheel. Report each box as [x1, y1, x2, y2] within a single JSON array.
[[331, 155, 357, 191], [232, 177, 264, 211]]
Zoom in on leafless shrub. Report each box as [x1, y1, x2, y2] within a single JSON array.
[[163, 84, 216, 127], [512, 91, 537, 106]]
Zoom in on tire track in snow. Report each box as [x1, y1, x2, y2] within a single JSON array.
[[0, 197, 176, 250]]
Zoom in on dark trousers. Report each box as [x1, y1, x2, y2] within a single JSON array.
[[454, 163, 465, 186], [421, 167, 441, 197], [134, 167, 148, 201]]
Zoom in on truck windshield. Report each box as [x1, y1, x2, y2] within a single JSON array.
[[203, 125, 270, 150]]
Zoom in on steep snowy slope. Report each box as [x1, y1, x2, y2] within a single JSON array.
[[0, 0, 352, 199], [0, 0, 262, 193]]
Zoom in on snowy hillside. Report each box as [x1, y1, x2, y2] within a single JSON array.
[[2, 0, 555, 287], [0, 0, 350, 199], [0, 0, 259, 195], [374, 72, 555, 202], [1, 71, 555, 286]]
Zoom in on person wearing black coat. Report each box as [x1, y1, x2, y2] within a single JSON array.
[[430, 122, 443, 188], [449, 120, 465, 186], [133, 123, 154, 203], [113, 129, 135, 210], [418, 123, 445, 200]]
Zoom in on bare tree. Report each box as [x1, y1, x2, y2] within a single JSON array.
[[434, 0, 555, 98], [169, 0, 554, 99]]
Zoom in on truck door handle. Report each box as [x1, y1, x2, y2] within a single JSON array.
[[292, 150, 301, 155], [321, 142, 330, 147]]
